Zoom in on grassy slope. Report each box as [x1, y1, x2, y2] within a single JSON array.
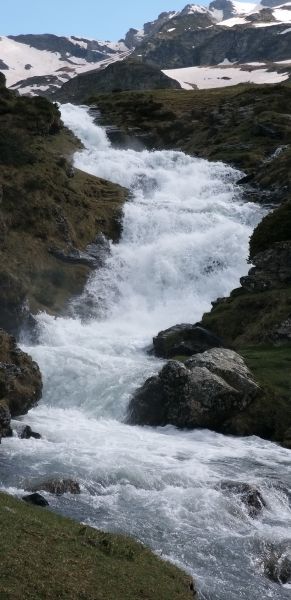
[[87, 84, 291, 446], [0, 493, 195, 600], [0, 79, 127, 331]]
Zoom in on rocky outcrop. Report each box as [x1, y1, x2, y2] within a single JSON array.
[[0, 330, 42, 441], [240, 242, 291, 293], [54, 60, 180, 103], [153, 324, 226, 358], [128, 348, 260, 431]]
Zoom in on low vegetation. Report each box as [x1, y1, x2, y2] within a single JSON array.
[[88, 83, 291, 194], [0, 492, 195, 600]]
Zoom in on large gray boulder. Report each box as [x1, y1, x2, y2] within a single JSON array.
[[128, 348, 260, 431]]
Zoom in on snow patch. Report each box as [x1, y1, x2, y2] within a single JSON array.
[[163, 65, 289, 89]]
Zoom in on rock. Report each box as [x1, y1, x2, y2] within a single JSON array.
[[240, 242, 291, 293], [0, 400, 12, 441], [152, 324, 226, 359], [269, 318, 291, 345], [22, 493, 49, 507], [0, 329, 42, 419], [28, 478, 81, 496], [19, 425, 41, 440], [264, 546, 291, 585], [128, 348, 260, 431], [219, 481, 266, 517]]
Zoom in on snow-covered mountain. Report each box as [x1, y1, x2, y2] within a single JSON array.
[[0, 34, 130, 95], [1, 1, 291, 96]]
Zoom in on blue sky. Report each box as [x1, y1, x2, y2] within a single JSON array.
[[2, 1, 208, 40]]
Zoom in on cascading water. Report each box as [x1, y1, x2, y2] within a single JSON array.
[[1, 104, 290, 599]]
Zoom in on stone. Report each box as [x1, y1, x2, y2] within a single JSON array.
[[240, 242, 291, 293], [19, 425, 41, 440], [152, 324, 226, 359], [0, 400, 12, 442], [0, 329, 42, 419], [128, 348, 260, 431], [28, 478, 81, 496], [22, 493, 49, 507], [264, 547, 291, 585], [219, 481, 266, 517]]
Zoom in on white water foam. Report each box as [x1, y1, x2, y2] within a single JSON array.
[[1, 104, 290, 599]]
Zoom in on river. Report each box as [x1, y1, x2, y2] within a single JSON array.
[[1, 103, 290, 599]]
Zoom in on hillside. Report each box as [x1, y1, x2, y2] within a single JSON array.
[[0, 34, 129, 96], [0, 73, 127, 333]]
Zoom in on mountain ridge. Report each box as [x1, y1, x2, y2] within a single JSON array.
[[1, 1, 291, 96]]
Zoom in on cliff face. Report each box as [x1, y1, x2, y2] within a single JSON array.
[[0, 76, 127, 333]]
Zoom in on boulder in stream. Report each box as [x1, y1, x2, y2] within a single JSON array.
[[28, 478, 81, 496], [219, 481, 266, 517], [264, 545, 291, 585], [128, 348, 260, 431], [22, 493, 49, 507]]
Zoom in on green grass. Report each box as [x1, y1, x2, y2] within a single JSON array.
[[222, 346, 291, 445], [0, 493, 195, 600], [241, 346, 291, 397], [201, 287, 291, 347]]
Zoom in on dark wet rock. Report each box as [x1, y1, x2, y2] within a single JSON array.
[[269, 318, 291, 344], [0, 401, 12, 442], [0, 330, 42, 441], [28, 478, 81, 496], [19, 425, 41, 440], [128, 348, 260, 430], [264, 546, 291, 585], [0, 329, 42, 419], [153, 324, 226, 358], [22, 493, 49, 507], [219, 481, 266, 517]]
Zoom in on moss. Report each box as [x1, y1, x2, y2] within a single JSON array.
[[0, 492, 194, 600]]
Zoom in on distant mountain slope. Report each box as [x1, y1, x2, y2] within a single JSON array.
[[1, 1, 291, 96], [0, 34, 130, 96]]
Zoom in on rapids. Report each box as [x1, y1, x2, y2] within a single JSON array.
[[1, 104, 290, 600]]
